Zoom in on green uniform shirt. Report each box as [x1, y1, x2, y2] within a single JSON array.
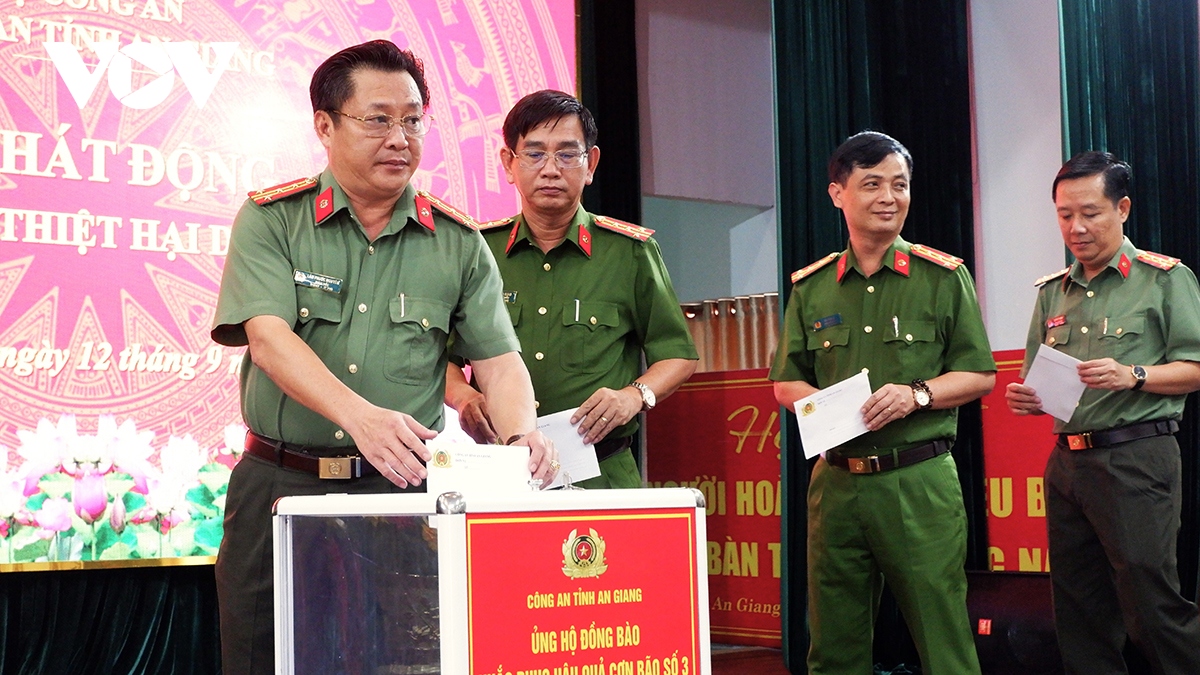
[[212, 169, 518, 446], [478, 206, 697, 439], [769, 237, 996, 456], [1021, 236, 1200, 433]]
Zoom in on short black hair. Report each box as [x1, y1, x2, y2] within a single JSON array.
[[309, 40, 430, 121], [502, 90, 598, 150], [1052, 151, 1131, 205], [828, 131, 914, 185]]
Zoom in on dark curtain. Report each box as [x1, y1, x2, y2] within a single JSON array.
[[773, 0, 979, 670], [1059, 0, 1200, 603], [578, 0, 642, 224], [0, 565, 220, 674]]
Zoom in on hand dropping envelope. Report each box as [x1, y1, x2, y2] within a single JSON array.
[[425, 437, 533, 497]]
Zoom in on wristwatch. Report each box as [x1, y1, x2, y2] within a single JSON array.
[[629, 381, 656, 411], [1130, 365, 1147, 391], [910, 379, 933, 410]]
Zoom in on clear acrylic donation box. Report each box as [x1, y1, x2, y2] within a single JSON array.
[[273, 488, 712, 674]]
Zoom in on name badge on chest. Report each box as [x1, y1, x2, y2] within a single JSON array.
[[812, 314, 843, 331], [293, 269, 343, 294]]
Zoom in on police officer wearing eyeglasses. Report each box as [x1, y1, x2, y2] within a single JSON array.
[[444, 90, 697, 488], [1006, 152, 1200, 674], [210, 41, 555, 675]]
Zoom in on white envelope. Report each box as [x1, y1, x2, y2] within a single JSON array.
[[424, 437, 534, 497]]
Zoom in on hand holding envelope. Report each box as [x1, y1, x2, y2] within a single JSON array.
[[793, 371, 873, 458], [1018, 344, 1087, 422]]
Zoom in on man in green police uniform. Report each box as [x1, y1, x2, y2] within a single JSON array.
[[210, 42, 556, 675], [444, 90, 697, 488], [1006, 151, 1200, 674], [771, 131, 995, 674]]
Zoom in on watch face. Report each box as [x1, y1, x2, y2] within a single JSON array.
[[1134, 366, 1147, 379], [915, 390, 931, 406]]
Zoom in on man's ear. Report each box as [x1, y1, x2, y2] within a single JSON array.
[[828, 181, 843, 208], [314, 111, 335, 150], [500, 147, 516, 185]]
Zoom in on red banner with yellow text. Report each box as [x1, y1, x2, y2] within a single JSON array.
[[981, 349, 1056, 572], [646, 369, 782, 647]]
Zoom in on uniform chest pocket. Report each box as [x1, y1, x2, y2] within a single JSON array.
[[1045, 325, 1071, 348], [295, 286, 343, 327], [806, 325, 850, 352], [1098, 313, 1145, 360], [386, 296, 452, 384], [882, 320, 939, 371], [561, 301, 624, 373]]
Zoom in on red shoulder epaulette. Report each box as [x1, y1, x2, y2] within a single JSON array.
[[477, 216, 516, 231], [1034, 266, 1071, 287], [1136, 250, 1181, 271], [593, 215, 653, 241], [418, 191, 478, 230], [910, 244, 963, 270], [791, 252, 840, 284], [248, 176, 319, 205]]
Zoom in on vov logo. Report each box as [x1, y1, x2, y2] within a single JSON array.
[[45, 41, 238, 110]]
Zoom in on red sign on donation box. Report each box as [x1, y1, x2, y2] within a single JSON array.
[[646, 369, 782, 647], [466, 508, 703, 675]]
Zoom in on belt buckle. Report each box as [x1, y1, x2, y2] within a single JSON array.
[[319, 456, 356, 479], [1067, 433, 1093, 450], [848, 455, 881, 474]]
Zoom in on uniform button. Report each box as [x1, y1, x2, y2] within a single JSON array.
[[867, 285, 875, 293], [335, 430, 345, 440], [1080, 326, 1089, 334], [368, 245, 375, 255], [534, 400, 541, 409], [535, 352, 544, 360], [590, 316, 597, 325], [905, 333, 913, 341], [1116, 327, 1123, 335], [864, 326, 873, 333], [348, 364, 358, 373], [421, 318, 429, 327], [1086, 290, 1094, 298], [823, 340, 831, 348], [299, 307, 310, 318], [543, 263, 552, 271], [358, 303, 367, 313], [538, 306, 547, 315], [1048, 337, 1057, 345]]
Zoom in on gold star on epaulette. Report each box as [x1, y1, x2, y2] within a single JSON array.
[[910, 244, 964, 270], [248, 176, 319, 205], [791, 252, 840, 284], [1034, 267, 1070, 287], [1136, 250, 1181, 271]]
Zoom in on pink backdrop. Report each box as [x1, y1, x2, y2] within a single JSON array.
[[0, 0, 576, 566]]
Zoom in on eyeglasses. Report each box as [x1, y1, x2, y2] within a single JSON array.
[[513, 149, 588, 170], [330, 110, 434, 138]]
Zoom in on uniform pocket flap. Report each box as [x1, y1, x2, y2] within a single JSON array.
[[561, 301, 620, 330], [807, 325, 850, 351], [389, 296, 451, 333], [1102, 313, 1145, 339], [295, 286, 343, 324], [883, 320, 936, 345]]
